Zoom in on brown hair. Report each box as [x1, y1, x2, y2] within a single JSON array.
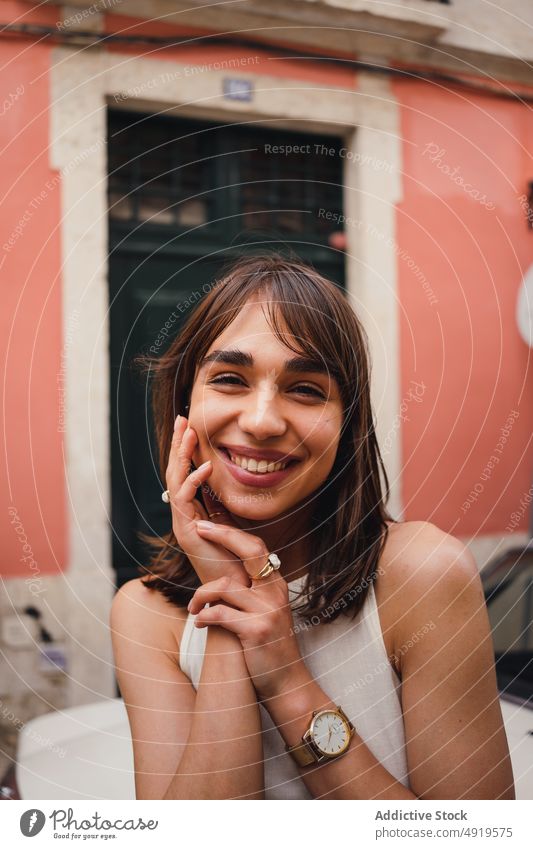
[[135, 253, 395, 624]]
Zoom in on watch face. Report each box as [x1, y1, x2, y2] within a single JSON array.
[[311, 710, 351, 757]]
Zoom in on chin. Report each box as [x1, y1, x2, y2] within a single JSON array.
[[221, 498, 281, 521], [224, 490, 308, 522]]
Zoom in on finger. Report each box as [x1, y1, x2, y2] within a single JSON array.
[[195, 522, 280, 581], [176, 459, 212, 508], [188, 577, 261, 615], [193, 603, 250, 637], [168, 422, 207, 502], [201, 484, 234, 525], [166, 415, 188, 490], [168, 460, 212, 528], [174, 424, 199, 488]]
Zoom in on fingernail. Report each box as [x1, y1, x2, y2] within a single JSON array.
[[197, 520, 214, 530], [174, 415, 182, 430], [187, 599, 192, 611]]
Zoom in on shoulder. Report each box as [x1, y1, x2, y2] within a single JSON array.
[[380, 525, 514, 799], [381, 519, 476, 574], [380, 520, 478, 587], [111, 576, 188, 625], [376, 521, 482, 665], [110, 578, 189, 666]]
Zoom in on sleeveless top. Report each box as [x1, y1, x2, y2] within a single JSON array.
[[179, 575, 410, 799]]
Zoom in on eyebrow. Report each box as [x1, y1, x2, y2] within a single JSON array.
[[199, 348, 332, 377]]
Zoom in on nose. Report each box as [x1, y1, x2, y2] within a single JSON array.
[[237, 384, 287, 440]]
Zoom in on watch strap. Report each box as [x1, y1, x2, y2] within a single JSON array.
[[337, 705, 356, 734], [285, 733, 321, 767]]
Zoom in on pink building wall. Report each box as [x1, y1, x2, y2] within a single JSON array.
[[395, 80, 533, 534], [1, 3, 67, 579]]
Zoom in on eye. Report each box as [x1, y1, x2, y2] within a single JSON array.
[[209, 375, 243, 386], [292, 385, 325, 398], [208, 374, 325, 399]]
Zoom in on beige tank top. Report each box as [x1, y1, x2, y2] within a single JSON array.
[[179, 574, 410, 799]]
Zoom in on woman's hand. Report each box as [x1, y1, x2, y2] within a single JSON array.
[[165, 415, 248, 587], [188, 522, 307, 701]]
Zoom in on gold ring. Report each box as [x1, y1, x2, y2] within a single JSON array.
[[251, 552, 281, 581]]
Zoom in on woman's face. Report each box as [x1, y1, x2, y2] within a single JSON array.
[[188, 296, 344, 521]]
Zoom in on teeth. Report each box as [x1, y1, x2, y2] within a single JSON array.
[[228, 452, 289, 473]]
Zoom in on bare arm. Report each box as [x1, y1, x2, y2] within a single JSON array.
[[110, 578, 264, 799], [262, 529, 515, 799], [264, 666, 417, 800], [163, 625, 264, 799], [397, 531, 515, 799]]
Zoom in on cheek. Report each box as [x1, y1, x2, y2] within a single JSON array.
[[303, 433, 341, 480], [190, 430, 222, 470], [188, 397, 226, 439], [312, 425, 341, 459], [190, 433, 209, 466]]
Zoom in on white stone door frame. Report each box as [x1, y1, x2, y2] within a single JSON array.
[[50, 48, 403, 703]]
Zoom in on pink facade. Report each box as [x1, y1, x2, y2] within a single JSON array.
[[2, 3, 66, 578], [395, 80, 533, 533]]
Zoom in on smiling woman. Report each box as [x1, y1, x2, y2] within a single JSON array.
[[133, 253, 390, 621], [110, 254, 515, 801]]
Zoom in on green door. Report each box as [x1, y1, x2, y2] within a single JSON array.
[[108, 109, 345, 587]]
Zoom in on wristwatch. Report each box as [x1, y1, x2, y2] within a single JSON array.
[[286, 705, 356, 767]]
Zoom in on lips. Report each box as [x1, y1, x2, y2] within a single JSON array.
[[217, 444, 302, 463], [215, 446, 300, 487], [217, 447, 299, 469]]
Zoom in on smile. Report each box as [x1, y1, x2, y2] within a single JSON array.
[[215, 447, 301, 487], [227, 451, 291, 473]]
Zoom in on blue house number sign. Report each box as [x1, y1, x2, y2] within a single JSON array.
[[223, 78, 254, 101]]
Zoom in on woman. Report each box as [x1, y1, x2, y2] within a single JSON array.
[[110, 254, 515, 800]]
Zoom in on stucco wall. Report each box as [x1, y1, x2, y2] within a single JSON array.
[[394, 79, 533, 539]]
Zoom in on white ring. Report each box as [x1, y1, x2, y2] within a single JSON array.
[[251, 552, 282, 581], [161, 490, 170, 503], [268, 552, 281, 570]]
